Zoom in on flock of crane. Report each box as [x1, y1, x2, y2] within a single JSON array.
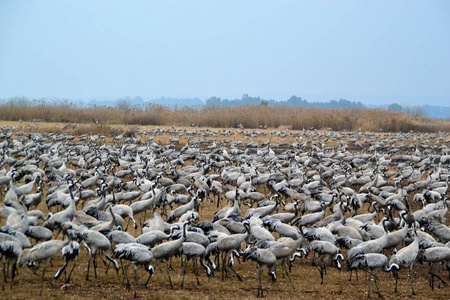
[[1, 124, 450, 298]]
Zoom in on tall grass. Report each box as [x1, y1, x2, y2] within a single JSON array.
[[0, 97, 449, 133]]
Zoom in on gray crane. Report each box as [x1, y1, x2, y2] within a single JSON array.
[[137, 229, 172, 247], [0, 233, 23, 289], [150, 221, 189, 289], [350, 253, 395, 297], [388, 228, 420, 294], [167, 195, 201, 223], [347, 218, 389, 261], [18, 239, 70, 295], [44, 184, 77, 237], [417, 246, 450, 290], [54, 240, 80, 284], [178, 242, 212, 287], [243, 246, 277, 297], [307, 240, 344, 284], [107, 230, 136, 245], [75, 227, 119, 280], [205, 221, 250, 282], [255, 240, 298, 290], [292, 202, 327, 227], [113, 243, 154, 297]]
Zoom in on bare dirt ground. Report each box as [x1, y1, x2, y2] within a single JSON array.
[[1, 121, 449, 299]]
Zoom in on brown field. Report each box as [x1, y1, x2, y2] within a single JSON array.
[[1, 121, 450, 300], [3, 199, 450, 300]]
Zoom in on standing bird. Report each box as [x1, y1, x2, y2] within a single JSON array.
[[44, 184, 77, 237], [0, 233, 23, 289], [205, 221, 250, 282], [243, 246, 277, 297], [113, 243, 154, 297], [178, 242, 212, 287], [350, 253, 396, 297], [388, 227, 420, 295], [54, 240, 80, 284], [307, 240, 344, 284], [417, 246, 450, 290], [18, 239, 70, 296], [75, 227, 119, 280], [292, 202, 327, 227], [347, 218, 390, 261], [151, 221, 189, 289]]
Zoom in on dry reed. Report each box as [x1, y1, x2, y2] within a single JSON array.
[[1, 98, 449, 133]]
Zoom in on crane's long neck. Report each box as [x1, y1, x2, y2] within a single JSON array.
[[66, 188, 76, 220], [109, 208, 116, 226]]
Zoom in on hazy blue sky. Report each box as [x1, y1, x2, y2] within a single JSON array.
[[1, 1, 449, 106]]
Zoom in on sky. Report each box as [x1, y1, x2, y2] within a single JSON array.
[[0, 1, 449, 106]]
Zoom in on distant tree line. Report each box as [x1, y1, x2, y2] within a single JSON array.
[[205, 94, 365, 109], [388, 103, 427, 117]]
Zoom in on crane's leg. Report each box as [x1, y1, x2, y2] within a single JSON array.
[[393, 269, 398, 293], [429, 262, 434, 290], [313, 256, 325, 284], [181, 257, 189, 287], [86, 255, 92, 281], [221, 252, 226, 280], [122, 262, 131, 285], [348, 268, 358, 281], [283, 261, 295, 290], [2, 256, 6, 286], [133, 265, 138, 298], [374, 269, 382, 297], [166, 260, 174, 289], [257, 267, 262, 297], [10, 260, 17, 290], [66, 260, 77, 284], [320, 259, 325, 284], [228, 252, 243, 282], [119, 259, 125, 276], [193, 258, 200, 285], [409, 266, 415, 295], [54, 259, 68, 281], [40, 259, 50, 296], [93, 253, 98, 279]]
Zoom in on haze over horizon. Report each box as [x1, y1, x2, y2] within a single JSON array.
[[1, 1, 449, 107]]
